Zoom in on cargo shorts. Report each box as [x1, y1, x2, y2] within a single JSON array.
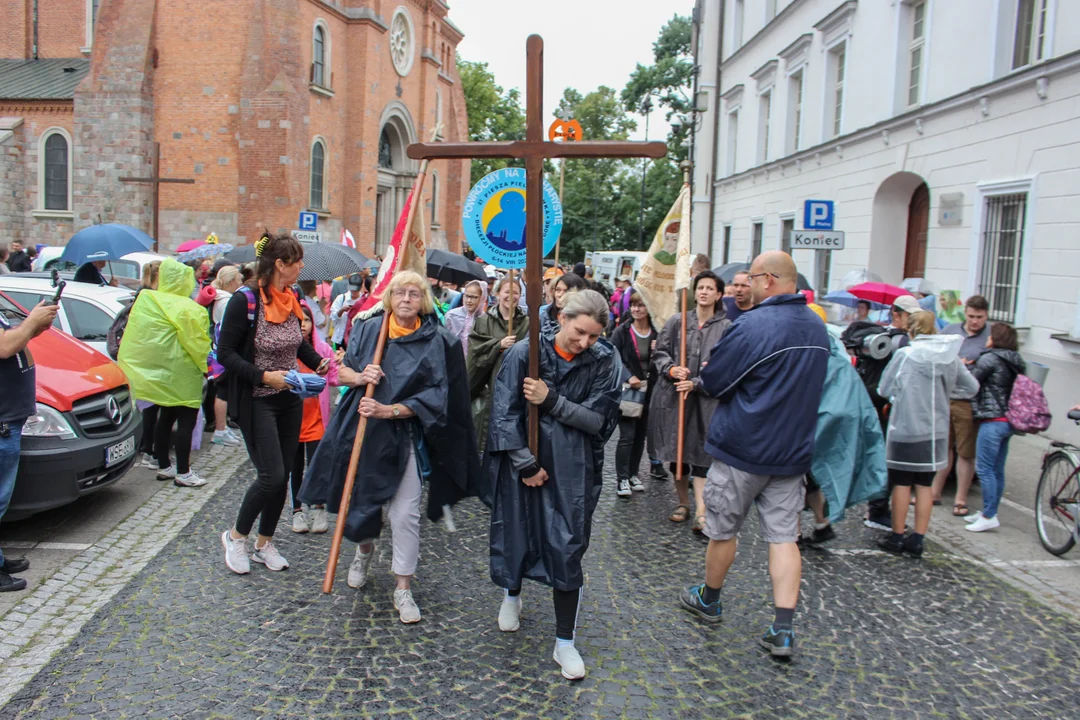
[[702, 460, 806, 544]]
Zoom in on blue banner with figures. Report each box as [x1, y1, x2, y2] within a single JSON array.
[[461, 167, 562, 269]]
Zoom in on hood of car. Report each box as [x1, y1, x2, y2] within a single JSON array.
[[28, 328, 128, 413]]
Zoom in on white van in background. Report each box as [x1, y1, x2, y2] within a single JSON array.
[[586, 251, 648, 291]]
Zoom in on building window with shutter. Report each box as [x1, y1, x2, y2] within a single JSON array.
[[39, 129, 71, 214], [978, 193, 1028, 323], [310, 139, 326, 210]]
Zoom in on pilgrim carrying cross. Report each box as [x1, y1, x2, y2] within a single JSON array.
[[408, 35, 667, 452], [119, 141, 195, 252]]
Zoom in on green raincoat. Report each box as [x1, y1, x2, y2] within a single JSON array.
[[118, 259, 210, 408]]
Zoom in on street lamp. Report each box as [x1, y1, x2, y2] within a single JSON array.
[[636, 96, 653, 251]]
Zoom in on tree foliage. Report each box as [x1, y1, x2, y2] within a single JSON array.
[[458, 58, 526, 185]]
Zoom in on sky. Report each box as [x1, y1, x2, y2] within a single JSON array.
[[449, 0, 695, 141]]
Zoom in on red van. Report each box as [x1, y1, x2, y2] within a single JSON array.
[[0, 291, 142, 520]]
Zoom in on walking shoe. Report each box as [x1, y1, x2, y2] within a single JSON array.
[[965, 514, 1001, 533], [552, 641, 586, 680], [211, 429, 240, 447], [629, 475, 645, 492], [963, 511, 984, 524], [393, 588, 422, 624], [252, 540, 290, 571], [864, 512, 892, 531], [173, 470, 208, 487], [616, 478, 632, 497], [498, 595, 522, 632], [347, 545, 374, 589], [291, 510, 310, 534], [678, 583, 723, 623], [903, 535, 925, 559], [877, 533, 905, 554], [140, 454, 157, 470], [649, 463, 670, 481], [309, 507, 329, 534], [759, 625, 795, 657], [221, 530, 250, 575], [805, 524, 836, 545], [1, 557, 29, 574], [0, 571, 27, 592], [156, 465, 177, 481]]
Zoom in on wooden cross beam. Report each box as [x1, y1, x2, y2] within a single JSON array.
[[408, 35, 667, 453], [119, 141, 196, 252]]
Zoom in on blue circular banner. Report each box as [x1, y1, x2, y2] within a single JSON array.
[[461, 168, 562, 269]]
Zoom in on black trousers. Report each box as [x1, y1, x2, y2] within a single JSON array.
[[140, 404, 159, 454], [615, 413, 647, 481], [507, 586, 581, 640], [202, 378, 217, 430], [154, 405, 198, 474], [235, 392, 303, 537], [290, 439, 320, 511]]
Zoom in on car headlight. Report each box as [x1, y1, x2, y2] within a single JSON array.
[[22, 404, 77, 439]]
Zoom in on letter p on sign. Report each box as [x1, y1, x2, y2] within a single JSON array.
[[804, 200, 834, 231]]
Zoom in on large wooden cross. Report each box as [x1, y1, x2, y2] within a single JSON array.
[[409, 35, 666, 452], [119, 141, 195, 252]]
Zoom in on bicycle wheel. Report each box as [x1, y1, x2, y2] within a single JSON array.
[[1035, 452, 1080, 556]]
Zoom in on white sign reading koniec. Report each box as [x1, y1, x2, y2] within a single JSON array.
[[792, 230, 845, 250], [292, 230, 323, 244]]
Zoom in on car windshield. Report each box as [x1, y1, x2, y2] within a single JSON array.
[[0, 293, 27, 327], [107, 260, 140, 279]]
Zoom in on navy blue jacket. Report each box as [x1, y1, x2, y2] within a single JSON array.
[[699, 293, 830, 476]]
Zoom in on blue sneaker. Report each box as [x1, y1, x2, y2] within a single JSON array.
[[678, 584, 722, 623], [759, 625, 795, 657]]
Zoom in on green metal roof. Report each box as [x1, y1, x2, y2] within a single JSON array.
[[0, 59, 90, 100]]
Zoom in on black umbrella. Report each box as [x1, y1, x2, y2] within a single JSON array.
[[712, 262, 813, 292], [224, 244, 256, 264], [426, 249, 488, 286], [297, 243, 368, 282]]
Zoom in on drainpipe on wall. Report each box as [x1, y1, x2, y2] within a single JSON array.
[[32, 0, 39, 60], [706, 0, 724, 257]]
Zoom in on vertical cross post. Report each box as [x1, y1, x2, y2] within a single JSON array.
[[119, 142, 195, 251]]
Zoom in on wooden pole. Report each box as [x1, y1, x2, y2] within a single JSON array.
[[524, 35, 544, 455], [507, 269, 516, 337], [675, 287, 688, 484], [554, 159, 566, 268]]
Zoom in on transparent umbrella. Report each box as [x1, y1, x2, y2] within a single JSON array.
[[839, 269, 883, 290]]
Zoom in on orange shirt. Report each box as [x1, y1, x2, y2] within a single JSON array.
[[389, 313, 421, 338], [298, 360, 325, 442], [554, 342, 575, 363]]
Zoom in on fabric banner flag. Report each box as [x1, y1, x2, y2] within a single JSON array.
[[357, 167, 430, 315], [341, 228, 356, 249], [632, 183, 692, 328]]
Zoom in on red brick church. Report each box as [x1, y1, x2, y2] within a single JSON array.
[[0, 0, 470, 255]]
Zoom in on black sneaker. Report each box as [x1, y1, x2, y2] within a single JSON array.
[[1, 557, 29, 574], [877, 533, 905, 554], [759, 625, 795, 657], [902, 535, 924, 559], [0, 571, 27, 592], [649, 464, 670, 481], [805, 525, 836, 545], [864, 512, 893, 531], [678, 584, 723, 623]]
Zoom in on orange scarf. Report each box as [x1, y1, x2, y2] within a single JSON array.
[[261, 285, 304, 324], [554, 341, 576, 362], [389, 314, 421, 339]]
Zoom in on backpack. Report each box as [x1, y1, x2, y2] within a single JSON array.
[[106, 288, 144, 360], [840, 321, 904, 409], [1006, 374, 1052, 434]]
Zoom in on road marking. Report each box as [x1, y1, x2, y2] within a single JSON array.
[[999, 496, 1036, 518], [2, 541, 95, 551], [987, 558, 1080, 568]]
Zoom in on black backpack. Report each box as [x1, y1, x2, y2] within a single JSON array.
[[106, 288, 143, 360], [840, 321, 906, 411]]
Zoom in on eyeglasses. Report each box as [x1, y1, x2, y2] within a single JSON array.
[[391, 289, 424, 300], [747, 272, 779, 281], [463, 294, 482, 301]]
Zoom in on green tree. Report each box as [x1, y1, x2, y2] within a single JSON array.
[[458, 58, 526, 185]]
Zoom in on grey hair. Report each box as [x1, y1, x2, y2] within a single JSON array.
[[558, 289, 609, 327]]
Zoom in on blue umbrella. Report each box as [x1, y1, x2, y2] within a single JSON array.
[[823, 289, 887, 309], [59, 224, 155, 266]]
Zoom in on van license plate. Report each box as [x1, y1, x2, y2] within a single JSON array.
[[105, 436, 136, 468]]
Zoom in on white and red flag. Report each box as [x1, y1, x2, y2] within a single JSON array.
[[341, 228, 356, 249]]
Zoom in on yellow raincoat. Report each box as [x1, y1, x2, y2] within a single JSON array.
[[118, 259, 210, 408]]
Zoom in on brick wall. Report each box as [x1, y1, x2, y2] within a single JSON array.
[[0, 118, 26, 244], [37, 0, 89, 57], [0, 0, 30, 58]]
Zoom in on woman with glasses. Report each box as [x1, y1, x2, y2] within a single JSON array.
[[443, 280, 486, 357], [300, 271, 481, 624], [539, 273, 587, 333]]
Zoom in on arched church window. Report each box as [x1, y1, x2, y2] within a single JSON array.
[[430, 171, 439, 225], [310, 139, 326, 209], [41, 129, 71, 211], [313, 24, 327, 87], [379, 128, 394, 169]]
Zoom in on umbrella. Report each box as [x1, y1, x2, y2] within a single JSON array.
[[847, 282, 911, 306], [224, 244, 256, 264], [427, 249, 488, 286], [59, 223, 154, 266], [176, 239, 206, 253], [363, 258, 381, 272], [711, 262, 813, 292], [901, 277, 938, 295], [178, 243, 234, 263], [823, 289, 887, 309], [839, 268, 883, 290], [296, 243, 368, 282]]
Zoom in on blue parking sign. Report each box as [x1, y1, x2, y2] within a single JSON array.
[[803, 200, 834, 231], [299, 211, 318, 231]]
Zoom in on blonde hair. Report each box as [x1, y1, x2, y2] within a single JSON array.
[[212, 265, 241, 290], [908, 310, 938, 339], [141, 260, 162, 289], [382, 270, 435, 315]]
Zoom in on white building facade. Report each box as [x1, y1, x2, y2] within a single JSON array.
[[691, 0, 1080, 441]]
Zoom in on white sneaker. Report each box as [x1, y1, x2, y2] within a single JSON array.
[[173, 470, 208, 487], [552, 641, 586, 680], [211, 429, 240, 447], [498, 595, 521, 632], [140, 454, 157, 469], [251, 539, 290, 571], [965, 515, 1001, 533], [291, 510, 310, 533], [221, 530, 250, 575], [629, 475, 645, 492], [963, 511, 984, 524], [616, 479, 632, 497], [156, 465, 176, 480], [347, 544, 374, 589], [310, 507, 329, 534], [393, 588, 422, 624]]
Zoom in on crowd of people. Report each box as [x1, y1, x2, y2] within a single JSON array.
[[0, 237, 1059, 679]]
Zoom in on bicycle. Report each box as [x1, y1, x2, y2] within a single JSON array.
[[1035, 409, 1080, 555]]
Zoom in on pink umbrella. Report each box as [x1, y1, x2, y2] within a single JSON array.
[[847, 282, 911, 306], [176, 239, 205, 253]]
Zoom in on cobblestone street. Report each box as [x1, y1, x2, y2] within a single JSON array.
[[3, 440, 1080, 719]]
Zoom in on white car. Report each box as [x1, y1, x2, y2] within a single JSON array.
[[31, 248, 169, 290], [0, 276, 136, 356]]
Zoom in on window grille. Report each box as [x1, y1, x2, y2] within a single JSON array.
[[978, 193, 1027, 323]]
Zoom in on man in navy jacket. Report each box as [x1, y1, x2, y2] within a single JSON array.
[[678, 251, 830, 658]]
